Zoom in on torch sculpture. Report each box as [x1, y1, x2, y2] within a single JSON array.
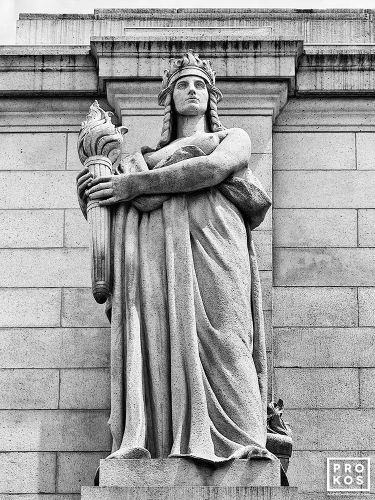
[[77, 101, 127, 304]]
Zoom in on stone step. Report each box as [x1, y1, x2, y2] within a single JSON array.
[[82, 485, 299, 500]]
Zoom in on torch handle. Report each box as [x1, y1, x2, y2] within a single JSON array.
[[85, 156, 112, 304]]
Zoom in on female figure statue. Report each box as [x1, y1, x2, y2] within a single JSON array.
[[77, 50, 272, 463]]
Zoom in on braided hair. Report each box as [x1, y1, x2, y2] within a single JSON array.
[[156, 83, 224, 150]]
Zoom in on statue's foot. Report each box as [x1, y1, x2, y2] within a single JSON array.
[[107, 446, 151, 459], [247, 446, 275, 460]]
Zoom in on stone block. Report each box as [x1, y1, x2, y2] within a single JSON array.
[[274, 367, 359, 408], [0, 132, 66, 170], [273, 209, 357, 248], [359, 210, 375, 246], [82, 486, 298, 500], [67, 132, 82, 171], [0, 248, 90, 287], [57, 452, 108, 493], [0, 209, 64, 248], [274, 248, 375, 286], [0, 328, 110, 368], [0, 452, 56, 493], [360, 369, 375, 408], [0, 288, 61, 327], [359, 288, 375, 326], [222, 115, 272, 154], [274, 171, 375, 208], [287, 409, 375, 450], [273, 132, 355, 170], [99, 458, 280, 487], [59, 369, 110, 409], [273, 287, 357, 327], [0, 369, 59, 409], [0, 171, 80, 209], [252, 231, 272, 271], [62, 288, 109, 327], [274, 327, 375, 368], [65, 209, 89, 247], [357, 133, 375, 170], [0, 410, 111, 451], [260, 271, 272, 311]]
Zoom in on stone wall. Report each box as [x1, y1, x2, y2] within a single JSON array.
[[0, 97, 112, 498], [273, 97, 375, 498]]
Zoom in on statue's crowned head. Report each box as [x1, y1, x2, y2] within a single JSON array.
[[157, 50, 224, 149]]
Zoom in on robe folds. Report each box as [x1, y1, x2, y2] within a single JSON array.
[[106, 143, 273, 463]]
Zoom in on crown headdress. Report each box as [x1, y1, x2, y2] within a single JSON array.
[[158, 50, 222, 106]]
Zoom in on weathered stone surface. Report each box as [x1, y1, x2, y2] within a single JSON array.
[[100, 458, 280, 487], [0, 210, 64, 248], [274, 327, 375, 368], [287, 409, 375, 450], [357, 133, 375, 170], [274, 368, 359, 408], [273, 132, 355, 170], [61, 288, 109, 327], [275, 97, 375, 130], [82, 486, 298, 500], [0, 328, 110, 368], [274, 248, 375, 286], [274, 171, 375, 208], [252, 231, 272, 271], [0, 495, 79, 500], [67, 132, 82, 170], [0, 171, 80, 209], [287, 450, 333, 493], [0, 452, 56, 494], [64, 209, 89, 247], [0, 410, 111, 451], [0, 249, 90, 287], [360, 369, 375, 408], [273, 287, 357, 327], [359, 210, 375, 247], [0, 369, 59, 409], [0, 288, 61, 327], [359, 288, 375, 326], [273, 209, 357, 247], [0, 132, 66, 170], [59, 369, 110, 409], [260, 271, 272, 311], [57, 452, 108, 493], [249, 154, 272, 194]]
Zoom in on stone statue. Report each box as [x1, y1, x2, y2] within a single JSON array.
[[76, 50, 272, 464]]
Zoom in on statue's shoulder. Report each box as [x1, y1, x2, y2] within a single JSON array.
[[224, 127, 251, 143]]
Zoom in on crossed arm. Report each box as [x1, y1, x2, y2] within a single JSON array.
[[77, 128, 251, 209]]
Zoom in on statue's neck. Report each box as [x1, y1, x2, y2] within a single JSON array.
[[176, 114, 209, 139]]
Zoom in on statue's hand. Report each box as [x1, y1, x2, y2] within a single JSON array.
[[76, 167, 93, 219], [87, 174, 134, 206]]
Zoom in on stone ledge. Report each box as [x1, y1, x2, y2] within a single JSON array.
[[82, 486, 298, 500], [99, 458, 280, 487]]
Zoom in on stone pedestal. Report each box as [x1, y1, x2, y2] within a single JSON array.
[[82, 459, 298, 499]]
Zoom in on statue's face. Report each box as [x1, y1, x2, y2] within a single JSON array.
[[172, 75, 209, 117]]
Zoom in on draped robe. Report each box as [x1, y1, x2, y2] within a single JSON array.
[[106, 139, 272, 463]]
